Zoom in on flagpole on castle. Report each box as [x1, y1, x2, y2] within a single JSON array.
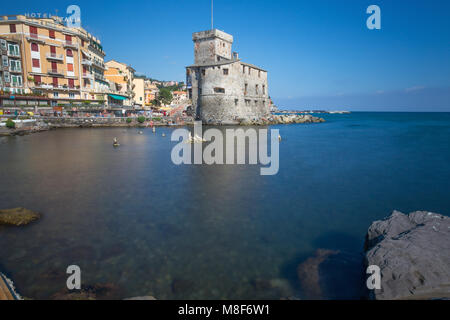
[[211, 0, 214, 30]]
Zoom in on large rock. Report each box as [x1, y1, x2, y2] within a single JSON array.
[[0, 208, 41, 226], [364, 210, 450, 300]]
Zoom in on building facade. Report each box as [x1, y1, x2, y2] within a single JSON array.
[[172, 90, 188, 105], [186, 29, 270, 124], [0, 15, 108, 106], [104, 60, 135, 106], [144, 80, 159, 106], [0, 37, 24, 95], [132, 76, 145, 107]]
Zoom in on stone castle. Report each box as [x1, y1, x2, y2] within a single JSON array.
[[186, 29, 270, 124]]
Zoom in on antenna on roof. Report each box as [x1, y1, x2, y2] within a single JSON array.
[[211, 0, 214, 30]]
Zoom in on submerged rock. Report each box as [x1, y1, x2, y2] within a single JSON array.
[[297, 249, 339, 299], [52, 283, 122, 300], [0, 207, 41, 226], [171, 278, 194, 295], [124, 296, 157, 300], [364, 210, 450, 300]]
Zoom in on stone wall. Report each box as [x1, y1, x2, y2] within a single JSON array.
[[188, 61, 269, 124]]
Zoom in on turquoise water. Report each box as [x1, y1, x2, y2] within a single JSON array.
[[0, 112, 449, 299]]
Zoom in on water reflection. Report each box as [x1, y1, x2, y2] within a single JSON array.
[[0, 114, 449, 299]]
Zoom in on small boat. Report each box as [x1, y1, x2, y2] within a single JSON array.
[[113, 137, 120, 147]]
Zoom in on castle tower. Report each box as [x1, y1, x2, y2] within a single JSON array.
[[192, 29, 234, 64], [186, 29, 269, 124]]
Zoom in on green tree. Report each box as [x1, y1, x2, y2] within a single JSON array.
[[137, 116, 146, 123], [156, 88, 173, 105], [5, 119, 15, 129]]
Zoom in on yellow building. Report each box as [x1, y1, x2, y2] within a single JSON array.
[[0, 14, 107, 106], [144, 80, 159, 106], [104, 60, 135, 106], [132, 76, 145, 107]]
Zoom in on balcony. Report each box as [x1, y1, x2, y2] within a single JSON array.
[[7, 50, 21, 58], [31, 83, 80, 91], [82, 73, 94, 80], [94, 73, 106, 81], [92, 60, 106, 70], [26, 33, 46, 44], [63, 41, 78, 49], [46, 53, 64, 61], [81, 59, 92, 66], [9, 66, 22, 73], [48, 69, 64, 76], [30, 83, 53, 90]]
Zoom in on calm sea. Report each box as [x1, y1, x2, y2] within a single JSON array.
[[0, 112, 449, 299]]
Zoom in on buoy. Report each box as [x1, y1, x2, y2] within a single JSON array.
[[152, 127, 156, 133], [162, 133, 166, 137], [139, 131, 143, 135], [278, 134, 282, 142]]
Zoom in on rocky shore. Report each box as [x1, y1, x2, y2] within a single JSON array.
[[238, 114, 325, 126], [0, 114, 325, 137], [364, 210, 450, 300]]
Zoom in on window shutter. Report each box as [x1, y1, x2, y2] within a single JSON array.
[[32, 58, 40, 68]]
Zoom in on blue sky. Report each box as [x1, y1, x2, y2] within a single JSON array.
[[4, 0, 450, 110]]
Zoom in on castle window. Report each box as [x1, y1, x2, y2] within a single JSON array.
[[214, 87, 225, 94], [235, 99, 238, 106], [223, 68, 228, 75], [258, 70, 261, 78], [243, 66, 245, 74], [245, 99, 250, 106], [49, 30, 55, 39], [202, 69, 205, 76], [256, 84, 259, 94], [217, 56, 221, 62], [263, 85, 266, 95], [10, 24, 16, 33], [244, 83, 248, 95], [255, 100, 258, 105], [248, 68, 251, 75]]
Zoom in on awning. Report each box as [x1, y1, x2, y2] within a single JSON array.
[[108, 94, 127, 101]]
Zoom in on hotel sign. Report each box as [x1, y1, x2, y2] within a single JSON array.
[[24, 5, 81, 28]]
